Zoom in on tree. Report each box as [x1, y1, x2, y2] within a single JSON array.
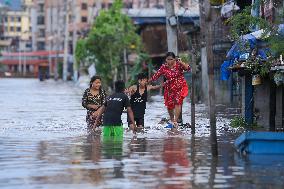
[[86, 0, 141, 87], [75, 38, 97, 66]]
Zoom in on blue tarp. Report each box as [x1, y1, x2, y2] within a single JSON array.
[[221, 31, 272, 80], [221, 60, 234, 80]]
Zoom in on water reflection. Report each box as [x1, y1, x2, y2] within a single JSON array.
[[85, 131, 101, 163], [160, 137, 192, 189]]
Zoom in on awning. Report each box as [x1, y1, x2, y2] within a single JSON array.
[[0, 59, 48, 65], [1, 50, 63, 57], [0, 39, 12, 46]]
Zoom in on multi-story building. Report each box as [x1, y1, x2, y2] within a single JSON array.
[[0, 2, 7, 39], [97, 0, 198, 9], [45, 0, 96, 52], [0, 0, 32, 51], [30, 0, 46, 51]]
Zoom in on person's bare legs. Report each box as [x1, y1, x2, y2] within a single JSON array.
[[174, 104, 182, 128], [167, 108, 175, 123]]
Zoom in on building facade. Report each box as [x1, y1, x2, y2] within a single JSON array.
[[0, 0, 32, 51]]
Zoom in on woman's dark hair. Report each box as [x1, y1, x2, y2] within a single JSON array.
[[137, 72, 147, 80], [89, 75, 101, 88], [166, 52, 176, 59], [115, 80, 125, 93]]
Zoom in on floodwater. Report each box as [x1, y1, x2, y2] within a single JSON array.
[[0, 78, 284, 189]]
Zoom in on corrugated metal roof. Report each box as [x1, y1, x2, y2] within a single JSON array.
[[125, 8, 199, 26], [0, 0, 22, 11], [125, 8, 199, 18]]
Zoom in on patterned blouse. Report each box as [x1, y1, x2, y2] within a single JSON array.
[[82, 88, 107, 112]]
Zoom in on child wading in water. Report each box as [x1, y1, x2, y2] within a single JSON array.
[[82, 76, 106, 128], [95, 80, 136, 136], [128, 73, 161, 129]]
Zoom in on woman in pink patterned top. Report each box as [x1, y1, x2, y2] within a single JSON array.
[[149, 52, 190, 128]]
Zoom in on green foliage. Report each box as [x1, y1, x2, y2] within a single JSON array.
[[268, 34, 284, 56], [128, 52, 152, 86], [227, 6, 271, 40], [57, 62, 63, 78], [75, 38, 98, 70], [228, 5, 284, 81], [179, 53, 191, 63], [243, 54, 272, 77], [85, 0, 142, 87], [75, 38, 87, 68], [230, 116, 262, 130], [230, 116, 247, 128]]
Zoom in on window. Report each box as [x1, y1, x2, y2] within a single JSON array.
[[10, 27, 14, 32], [39, 29, 45, 37], [17, 27, 21, 32], [37, 42, 45, 50], [17, 17, 21, 22], [81, 16, 87, 23], [11, 17, 14, 22], [39, 4, 44, 12], [37, 16, 45, 25], [102, 3, 106, 9], [81, 3, 87, 10], [124, 3, 133, 8], [4, 17, 8, 22]]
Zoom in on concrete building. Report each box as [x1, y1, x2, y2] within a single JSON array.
[[0, 0, 32, 51], [97, 0, 198, 9], [30, 0, 46, 51]]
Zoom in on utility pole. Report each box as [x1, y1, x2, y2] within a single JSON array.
[[207, 23, 217, 156], [63, 0, 70, 81], [199, 0, 217, 155], [72, 0, 78, 82], [164, 0, 178, 55], [18, 39, 22, 75], [23, 40, 26, 76], [54, 1, 61, 81], [191, 50, 196, 134], [186, 28, 197, 134]]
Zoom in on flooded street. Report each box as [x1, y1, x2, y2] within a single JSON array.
[[1, 78, 284, 189]]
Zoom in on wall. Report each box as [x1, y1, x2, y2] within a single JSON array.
[[254, 79, 272, 130]]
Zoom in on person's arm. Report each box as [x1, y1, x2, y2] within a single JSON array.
[[147, 84, 161, 91], [124, 95, 136, 133], [82, 89, 92, 110], [94, 105, 106, 128], [148, 65, 165, 83], [178, 60, 191, 71], [128, 85, 137, 95], [127, 107, 137, 133]]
